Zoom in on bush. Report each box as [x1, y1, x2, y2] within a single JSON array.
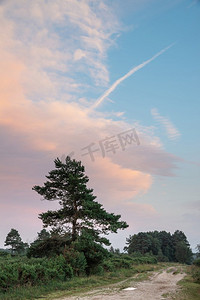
[[130, 255, 157, 265], [0, 255, 73, 292], [64, 247, 87, 276], [0, 251, 9, 257], [193, 258, 200, 267], [102, 253, 157, 274], [112, 257, 132, 269], [90, 265, 104, 275], [192, 266, 200, 283], [191, 259, 200, 283], [102, 260, 114, 272]]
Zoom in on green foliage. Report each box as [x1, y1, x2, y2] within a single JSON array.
[[33, 156, 128, 245], [125, 232, 152, 255], [191, 267, 200, 283], [175, 241, 192, 264], [75, 230, 109, 275], [27, 234, 69, 258], [64, 246, 87, 276], [125, 230, 192, 264], [193, 258, 200, 267], [0, 251, 160, 299], [102, 253, 157, 273], [31, 156, 128, 272], [191, 259, 200, 284], [4, 229, 27, 255], [0, 262, 162, 300], [0, 255, 73, 292], [102, 260, 115, 272], [195, 244, 200, 258], [0, 250, 10, 257], [37, 229, 50, 240]]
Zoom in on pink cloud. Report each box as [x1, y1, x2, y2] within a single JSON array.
[[0, 52, 179, 204], [86, 157, 152, 205], [0, 0, 182, 248]]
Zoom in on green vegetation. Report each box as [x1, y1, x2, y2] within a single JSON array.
[[173, 262, 200, 300], [29, 156, 128, 274], [0, 253, 160, 299], [0, 156, 198, 299], [0, 156, 129, 298], [125, 230, 193, 264], [4, 229, 28, 255], [0, 255, 72, 292]]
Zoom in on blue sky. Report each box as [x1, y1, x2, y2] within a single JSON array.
[[0, 0, 199, 251]]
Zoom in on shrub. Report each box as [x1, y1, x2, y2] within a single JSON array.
[[0, 255, 73, 292], [112, 257, 132, 269], [102, 260, 114, 272], [18, 264, 37, 285], [193, 258, 200, 267], [90, 265, 104, 275], [64, 247, 87, 276], [192, 266, 200, 283]]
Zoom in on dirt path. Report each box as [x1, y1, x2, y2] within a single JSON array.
[[59, 266, 185, 300]]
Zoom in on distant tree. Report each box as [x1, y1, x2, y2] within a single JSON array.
[[125, 230, 192, 263], [172, 230, 192, 263], [4, 228, 26, 255], [27, 233, 68, 258], [175, 241, 192, 264], [196, 244, 200, 258], [109, 246, 120, 255], [27, 228, 70, 258], [158, 231, 174, 261], [172, 230, 190, 246], [37, 229, 50, 241], [109, 246, 115, 254], [125, 232, 152, 255]]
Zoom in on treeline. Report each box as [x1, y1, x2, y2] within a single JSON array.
[[0, 226, 198, 296], [125, 230, 193, 264]]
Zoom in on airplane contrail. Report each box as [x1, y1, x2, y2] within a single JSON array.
[[89, 43, 175, 112]]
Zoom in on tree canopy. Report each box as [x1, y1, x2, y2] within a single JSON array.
[[125, 230, 192, 264], [32, 156, 128, 250], [4, 228, 27, 255]]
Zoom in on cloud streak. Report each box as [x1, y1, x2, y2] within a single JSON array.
[[151, 108, 181, 140], [89, 43, 175, 111], [0, 1, 182, 248]]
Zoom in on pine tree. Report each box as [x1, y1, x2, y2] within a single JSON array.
[[33, 156, 128, 247], [4, 228, 25, 255]]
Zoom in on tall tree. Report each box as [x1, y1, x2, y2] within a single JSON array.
[[172, 230, 192, 263], [37, 229, 50, 241], [125, 232, 152, 255], [175, 241, 192, 264], [125, 230, 192, 264], [33, 156, 128, 247], [4, 228, 25, 255], [158, 231, 174, 261], [196, 244, 200, 258]]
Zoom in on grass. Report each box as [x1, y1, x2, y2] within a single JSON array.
[[2, 261, 196, 300], [171, 266, 200, 300], [41, 264, 162, 300], [0, 264, 163, 300]]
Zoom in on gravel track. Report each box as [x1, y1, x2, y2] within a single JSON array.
[[58, 266, 185, 300]]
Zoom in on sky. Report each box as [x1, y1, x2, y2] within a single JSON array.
[[0, 0, 199, 251]]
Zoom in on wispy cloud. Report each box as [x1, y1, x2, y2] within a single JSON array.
[[0, 0, 120, 96], [0, 0, 181, 247], [151, 108, 181, 140], [89, 44, 175, 111]]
